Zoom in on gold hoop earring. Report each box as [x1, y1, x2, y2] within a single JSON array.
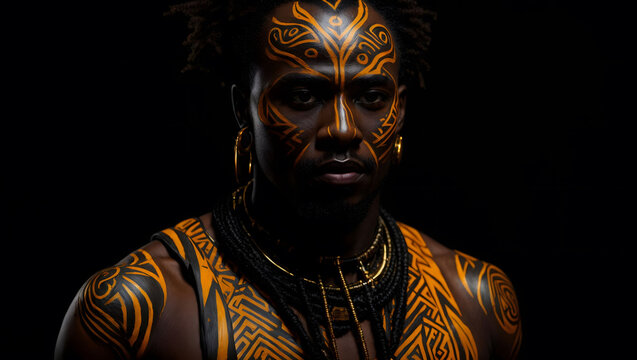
[[234, 127, 253, 184], [393, 135, 403, 165]]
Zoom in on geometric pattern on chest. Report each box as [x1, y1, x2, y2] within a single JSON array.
[[393, 224, 478, 360], [205, 241, 304, 359], [160, 218, 478, 360], [163, 218, 304, 360]]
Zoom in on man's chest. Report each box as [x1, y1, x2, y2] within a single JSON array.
[[216, 261, 479, 360], [165, 218, 482, 359]]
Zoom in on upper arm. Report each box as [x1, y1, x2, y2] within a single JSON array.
[[454, 251, 522, 360], [55, 249, 168, 360]]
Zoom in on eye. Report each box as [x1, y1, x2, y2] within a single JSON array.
[[286, 89, 320, 110], [354, 90, 389, 110]]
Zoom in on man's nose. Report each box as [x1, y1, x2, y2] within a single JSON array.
[[317, 94, 363, 151]]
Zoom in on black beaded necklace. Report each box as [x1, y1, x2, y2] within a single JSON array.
[[211, 185, 409, 360]]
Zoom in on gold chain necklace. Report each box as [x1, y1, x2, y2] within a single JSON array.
[[232, 183, 391, 291], [231, 183, 396, 360]]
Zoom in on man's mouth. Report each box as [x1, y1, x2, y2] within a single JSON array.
[[314, 160, 366, 185], [318, 172, 363, 184]]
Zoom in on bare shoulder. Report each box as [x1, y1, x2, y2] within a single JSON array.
[[55, 241, 201, 360], [396, 221, 458, 266], [398, 223, 522, 359], [452, 249, 522, 359]]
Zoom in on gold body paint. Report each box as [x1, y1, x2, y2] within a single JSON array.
[[156, 218, 486, 359], [455, 251, 523, 358], [78, 249, 167, 359]]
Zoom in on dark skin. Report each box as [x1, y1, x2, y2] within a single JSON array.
[[56, 2, 520, 359], [56, 225, 515, 359], [245, 2, 406, 260]]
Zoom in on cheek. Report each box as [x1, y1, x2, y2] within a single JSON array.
[[361, 95, 401, 165], [253, 92, 313, 170], [252, 122, 276, 173]]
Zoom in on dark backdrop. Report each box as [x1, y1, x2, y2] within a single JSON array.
[[5, 0, 633, 358]]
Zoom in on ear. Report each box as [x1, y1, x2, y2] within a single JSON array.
[[396, 84, 408, 133], [230, 84, 249, 128]]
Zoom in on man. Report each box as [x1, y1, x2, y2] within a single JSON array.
[[55, 1, 521, 359]]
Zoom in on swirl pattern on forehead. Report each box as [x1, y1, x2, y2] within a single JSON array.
[[268, 18, 325, 79], [269, 1, 397, 82], [266, 0, 372, 85], [354, 24, 395, 78]]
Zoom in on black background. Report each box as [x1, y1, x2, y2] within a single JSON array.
[[5, 0, 634, 358]]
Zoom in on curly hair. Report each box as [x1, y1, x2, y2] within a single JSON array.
[[169, 0, 436, 89]]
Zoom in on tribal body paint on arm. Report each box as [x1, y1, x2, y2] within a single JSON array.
[[257, 0, 403, 168], [77, 249, 167, 359], [455, 251, 522, 359]]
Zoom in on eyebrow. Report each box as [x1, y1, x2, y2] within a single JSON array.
[[271, 73, 331, 88], [269, 73, 393, 90], [350, 74, 393, 87]]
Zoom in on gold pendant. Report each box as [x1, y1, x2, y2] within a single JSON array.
[[331, 306, 349, 322]]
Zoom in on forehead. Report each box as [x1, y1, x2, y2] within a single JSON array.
[[269, 1, 386, 25], [259, 0, 398, 82]]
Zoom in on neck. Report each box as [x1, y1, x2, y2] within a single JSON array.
[[248, 174, 381, 259]]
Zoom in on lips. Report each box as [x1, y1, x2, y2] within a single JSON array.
[[314, 160, 366, 185]]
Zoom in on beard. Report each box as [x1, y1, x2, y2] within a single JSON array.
[[291, 156, 383, 229], [293, 184, 380, 227]]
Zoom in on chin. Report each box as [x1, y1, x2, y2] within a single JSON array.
[[294, 185, 379, 227]]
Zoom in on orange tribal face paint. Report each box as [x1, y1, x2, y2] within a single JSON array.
[[249, 0, 406, 208]]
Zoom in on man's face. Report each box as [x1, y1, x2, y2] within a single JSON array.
[[249, 0, 406, 220]]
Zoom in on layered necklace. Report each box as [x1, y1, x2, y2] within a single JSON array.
[[211, 183, 409, 360]]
